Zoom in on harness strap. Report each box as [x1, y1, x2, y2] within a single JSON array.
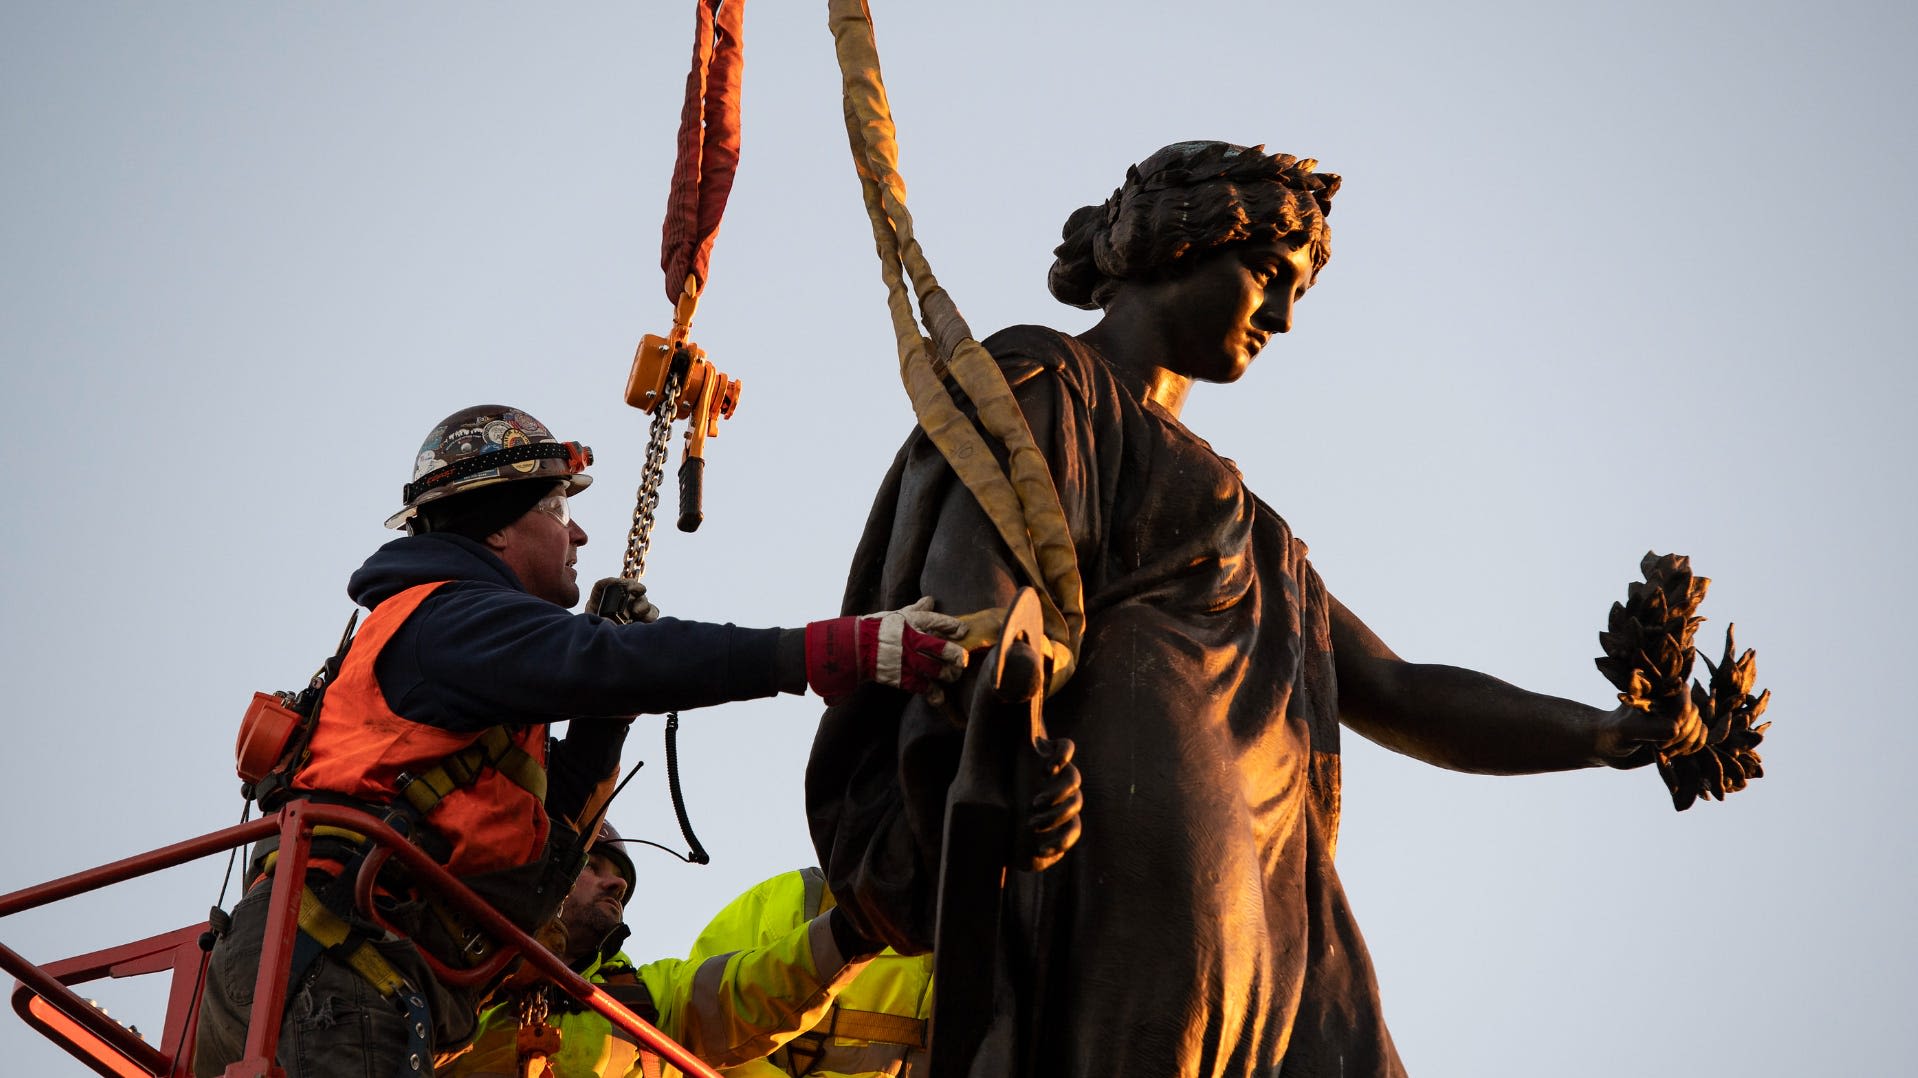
[[256, 824, 385, 881], [288, 884, 434, 1074], [794, 1006, 928, 1050], [395, 725, 547, 818], [263, 818, 489, 972], [548, 965, 658, 1022], [296, 887, 407, 995]]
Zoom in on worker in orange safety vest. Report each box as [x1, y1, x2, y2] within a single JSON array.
[[193, 403, 970, 1078]]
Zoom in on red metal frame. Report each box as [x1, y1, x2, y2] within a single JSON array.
[[1, 802, 722, 1078], [5, 925, 197, 1078]]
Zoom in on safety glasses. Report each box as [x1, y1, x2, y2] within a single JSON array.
[[532, 491, 572, 527]]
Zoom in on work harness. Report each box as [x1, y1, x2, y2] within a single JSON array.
[[235, 620, 592, 1075]]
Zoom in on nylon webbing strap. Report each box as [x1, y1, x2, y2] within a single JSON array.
[[294, 886, 433, 1074], [258, 825, 373, 879], [397, 727, 547, 818], [821, 1006, 928, 1048], [298, 887, 407, 996], [661, 0, 746, 306], [827, 0, 1083, 690]]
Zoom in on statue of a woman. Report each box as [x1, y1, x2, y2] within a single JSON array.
[[807, 141, 1698, 1077]]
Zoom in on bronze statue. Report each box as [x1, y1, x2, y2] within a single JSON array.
[[806, 141, 1719, 1077]]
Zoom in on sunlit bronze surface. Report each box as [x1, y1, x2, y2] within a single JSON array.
[[808, 141, 1714, 1077]]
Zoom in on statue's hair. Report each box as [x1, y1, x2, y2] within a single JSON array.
[[1048, 141, 1341, 311]]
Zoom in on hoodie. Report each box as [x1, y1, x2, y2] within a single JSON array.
[[344, 533, 804, 817]]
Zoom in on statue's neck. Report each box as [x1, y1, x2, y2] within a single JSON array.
[[1078, 319, 1192, 418]]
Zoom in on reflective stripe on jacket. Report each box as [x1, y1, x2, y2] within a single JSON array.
[[450, 907, 867, 1078], [294, 579, 550, 877], [689, 869, 933, 1078], [454, 952, 660, 1078]]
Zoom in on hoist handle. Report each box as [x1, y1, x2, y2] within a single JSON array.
[[677, 456, 705, 532]]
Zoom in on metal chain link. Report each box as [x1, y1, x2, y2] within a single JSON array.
[[620, 369, 685, 582], [515, 984, 554, 1077], [517, 985, 551, 1029]]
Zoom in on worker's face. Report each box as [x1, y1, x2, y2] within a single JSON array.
[[488, 486, 588, 607], [559, 851, 630, 960]]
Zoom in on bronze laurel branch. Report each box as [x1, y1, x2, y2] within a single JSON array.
[[1596, 552, 1772, 811]]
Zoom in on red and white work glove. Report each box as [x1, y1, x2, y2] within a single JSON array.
[[805, 597, 968, 704]]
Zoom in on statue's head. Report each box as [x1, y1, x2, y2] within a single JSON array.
[[1048, 141, 1340, 311]]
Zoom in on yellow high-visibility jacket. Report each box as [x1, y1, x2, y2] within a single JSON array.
[[688, 869, 933, 1078], [450, 898, 868, 1078]]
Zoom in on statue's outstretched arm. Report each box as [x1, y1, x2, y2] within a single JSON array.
[[1328, 593, 1704, 775]]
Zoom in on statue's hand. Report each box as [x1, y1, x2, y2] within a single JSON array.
[[1594, 698, 1705, 769], [1016, 737, 1083, 872]]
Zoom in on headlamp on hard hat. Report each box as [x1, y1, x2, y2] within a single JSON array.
[[402, 440, 593, 505], [385, 405, 594, 530]]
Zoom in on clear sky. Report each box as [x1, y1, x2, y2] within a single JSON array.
[[3, 2, 1912, 1074]]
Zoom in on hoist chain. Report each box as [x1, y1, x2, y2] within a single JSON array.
[[621, 369, 686, 582], [517, 985, 551, 1029]]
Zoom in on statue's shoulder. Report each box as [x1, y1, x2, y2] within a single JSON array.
[[980, 324, 1105, 394]]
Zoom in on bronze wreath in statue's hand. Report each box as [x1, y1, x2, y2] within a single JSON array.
[[1595, 552, 1772, 810]]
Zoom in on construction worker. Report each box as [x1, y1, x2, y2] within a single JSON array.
[[193, 404, 969, 1078], [450, 828, 889, 1078], [684, 869, 931, 1078]]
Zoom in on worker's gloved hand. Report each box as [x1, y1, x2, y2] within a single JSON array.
[[805, 596, 967, 704], [587, 577, 660, 625], [826, 905, 886, 962], [1017, 737, 1083, 873]]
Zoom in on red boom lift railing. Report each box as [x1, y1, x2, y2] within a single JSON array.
[[1, 801, 722, 1078]]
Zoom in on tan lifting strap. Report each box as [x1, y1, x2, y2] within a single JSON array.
[[827, 0, 1085, 691]]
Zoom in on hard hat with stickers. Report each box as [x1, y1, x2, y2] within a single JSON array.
[[385, 404, 593, 531]]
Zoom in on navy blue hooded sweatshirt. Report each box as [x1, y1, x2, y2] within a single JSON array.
[[345, 532, 804, 819]]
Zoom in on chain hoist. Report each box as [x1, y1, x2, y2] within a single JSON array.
[[514, 986, 561, 1078], [613, 0, 747, 584], [619, 366, 687, 582], [614, 280, 742, 584], [587, 0, 746, 893]]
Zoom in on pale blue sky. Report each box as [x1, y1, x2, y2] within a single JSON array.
[[3, 3, 1912, 1074]]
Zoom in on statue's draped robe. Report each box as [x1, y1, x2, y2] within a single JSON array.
[[807, 326, 1405, 1078]]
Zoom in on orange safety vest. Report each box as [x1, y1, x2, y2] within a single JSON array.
[[294, 580, 550, 878]]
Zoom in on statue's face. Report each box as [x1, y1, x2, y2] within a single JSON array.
[[1143, 236, 1316, 383]]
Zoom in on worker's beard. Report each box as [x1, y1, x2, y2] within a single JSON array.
[[562, 894, 625, 963], [578, 895, 623, 942]]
